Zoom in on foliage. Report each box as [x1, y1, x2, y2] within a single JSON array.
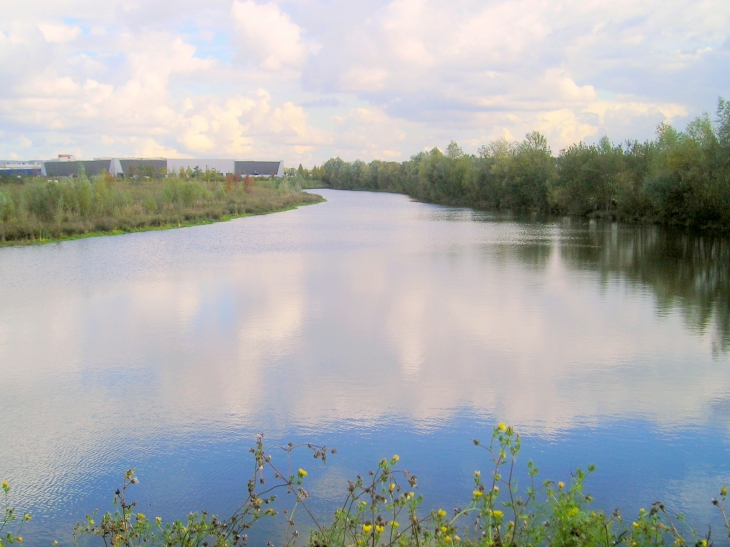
[[0, 174, 323, 245], [320, 98, 730, 230], [5, 426, 728, 546], [1, 480, 32, 545]]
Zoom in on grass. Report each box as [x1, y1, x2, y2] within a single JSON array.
[[0, 174, 324, 247]]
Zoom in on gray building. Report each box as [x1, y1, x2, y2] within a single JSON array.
[[44, 159, 113, 178], [2, 157, 285, 179], [235, 161, 284, 177]]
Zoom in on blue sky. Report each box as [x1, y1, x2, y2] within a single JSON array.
[[1, 0, 728, 165]]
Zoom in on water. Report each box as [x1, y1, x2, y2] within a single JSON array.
[[0, 189, 728, 544]]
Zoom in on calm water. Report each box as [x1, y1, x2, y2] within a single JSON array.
[[1, 189, 729, 544]]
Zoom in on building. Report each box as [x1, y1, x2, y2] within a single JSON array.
[[234, 161, 284, 177], [0, 158, 285, 178], [167, 159, 284, 177], [44, 159, 113, 178], [0, 161, 45, 177]]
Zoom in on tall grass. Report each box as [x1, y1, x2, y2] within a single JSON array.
[[0, 172, 322, 245]]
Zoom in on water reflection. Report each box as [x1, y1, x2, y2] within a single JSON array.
[[0, 189, 728, 541]]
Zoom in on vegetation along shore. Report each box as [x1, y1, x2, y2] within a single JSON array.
[[0, 169, 323, 247], [3, 425, 729, 546], [318, 98, 730, 231]]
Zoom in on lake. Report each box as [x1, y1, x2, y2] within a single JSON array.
[[0, 189, 728, 544]]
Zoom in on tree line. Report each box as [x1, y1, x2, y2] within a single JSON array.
[[320, 98, 730, 230]]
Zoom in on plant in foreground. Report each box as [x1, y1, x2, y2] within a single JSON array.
[[9, 425, 730, 546]]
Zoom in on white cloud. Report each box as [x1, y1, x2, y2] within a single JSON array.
[[0, 0, 726, 163], [37, 23, 81, 43], [231, 0, 317, 70]]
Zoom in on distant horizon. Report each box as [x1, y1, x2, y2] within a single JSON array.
[[2, 0, 727, 167]]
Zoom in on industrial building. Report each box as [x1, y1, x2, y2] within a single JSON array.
[[1, 157, 284, 178], [0, 161, 44, 177]]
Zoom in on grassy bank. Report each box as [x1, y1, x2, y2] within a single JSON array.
[[320, 97, 730, 231], [0, 173, 323, 247], [3, 426, 728, 546]]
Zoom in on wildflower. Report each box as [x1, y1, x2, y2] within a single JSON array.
[[497, 423, 507, 432], [17, 538, 22, 543], [445, 535, 452, 542], [493, 510, 504, 519], [392, 455, 400, 462], [437, 509, 447, 517], [298, 468, 308, 478], [639, 508, 645, 514], [137, 513, 146, 520], [632, 522, 639, 528], [700, 541, 707, 547], [362, 524, 372, 533], [721, 486, 728, 497], [454, 535, 461, 541], [156, 517, 162, 525], [390, 483, 396, 492], [392, 521, 400, 528], [441, 526, 448, 533], [360, 501, 367, 506], [24, 514, 31, 521], [2, 481, 8, 490], [493, 486, 499, 494], [376, 525, 384, 533], [558, 482, 565, 490], [473, 490, 483, 497], [474, 471, 481, 477]]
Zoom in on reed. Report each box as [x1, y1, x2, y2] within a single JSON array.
[[0, 173, 322, 246]]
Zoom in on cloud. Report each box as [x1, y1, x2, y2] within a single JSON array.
[[0, 0, 726, 163], [231, 0, 318, 70]]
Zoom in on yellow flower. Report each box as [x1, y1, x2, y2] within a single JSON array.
[[700, 541, 707, 547], [473, 490, 483, 497], [444, 535, 452, 542], [156, 517, 162, 525], [24, 514, 31, 521], [454, 535, 461, 541], [497, 423, 507, 432], [392, 521, 400, 528], [493, 510, 504, 519], [362, 524, 373, 533], [298, 468, 308, 477], [441, 526, 448, 533], [137, 513, 146, 520], [376, 525, 384, 533], [17, 538, 22, 544], [632, 522, 639, 528], [437, 509, 447, 517], [390, 483, 396, 492], [392, 455, 400, 462], [558, 482, 565, 490], [493, 486, 499, 494], [721, 486, 728, 497], [2, 481, 8, 489], [639, 508, 645, 514]]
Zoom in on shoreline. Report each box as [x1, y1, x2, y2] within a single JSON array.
[[0, 192, 324, 248]]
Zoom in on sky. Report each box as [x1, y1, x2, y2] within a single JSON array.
[[0, 0, 728, 166]]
